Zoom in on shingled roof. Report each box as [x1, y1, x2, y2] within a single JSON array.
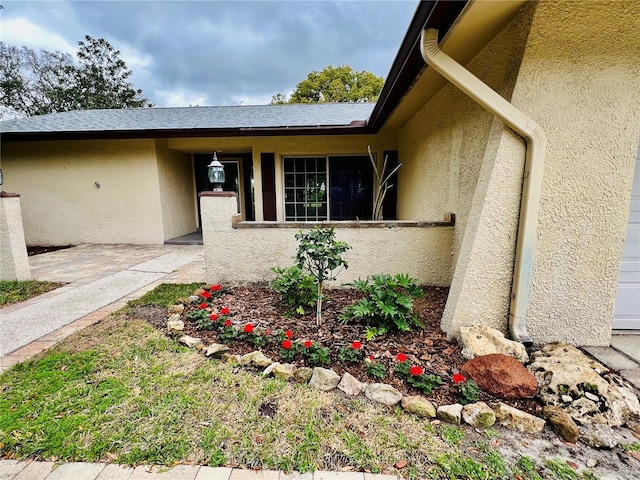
[[0, 103, 374, 141]]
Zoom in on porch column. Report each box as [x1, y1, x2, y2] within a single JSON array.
[[0, 193, 31, 281], [200, 192, 238, 284]]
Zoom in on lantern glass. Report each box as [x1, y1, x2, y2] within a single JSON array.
[[207, 153, 225, 191]]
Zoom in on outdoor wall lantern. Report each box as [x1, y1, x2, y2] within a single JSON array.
[[207, 152, 225, 192], [0, 168, 3, 186]]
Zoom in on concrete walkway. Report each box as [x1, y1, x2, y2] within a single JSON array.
[[1, 244, 204, 367], [1, 244, 638, 479]]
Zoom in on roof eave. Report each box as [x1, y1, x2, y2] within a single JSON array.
[[367, 0, 468, 132], [0, 124, 371, 142]]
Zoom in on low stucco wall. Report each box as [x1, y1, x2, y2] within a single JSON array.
[[0, 194, 31, 280], [201, 194, 454, 286]]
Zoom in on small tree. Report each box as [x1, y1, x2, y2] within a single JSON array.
[[295, 228, 351, 327]]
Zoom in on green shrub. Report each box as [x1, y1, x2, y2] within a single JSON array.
[[341, 273, 424, 336], [271, 265, 317, 316]]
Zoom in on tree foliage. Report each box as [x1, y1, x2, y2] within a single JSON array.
[[271, 65, 383, 104], [0, 36, 152, 117]]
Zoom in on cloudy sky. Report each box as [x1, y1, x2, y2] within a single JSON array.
[[0, 0, 418, 107]]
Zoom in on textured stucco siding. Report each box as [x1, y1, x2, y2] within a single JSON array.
[[201, 195, 453, 286], [513, 0, 640, 345], [1, 139, 166, 245], [0, 196, 31, 280], [155, 139, 197, 240], [397, 3, 533, 288]]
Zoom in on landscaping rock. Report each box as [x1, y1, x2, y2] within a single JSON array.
[[462, 402, 495, 428], [461, 353, 538, 399], [437, 404, 463, 425], [272, 363, 296, 381], [579, 423, 619, 449], [167, 313, 181, 323], [294, 367, 314, 383], [459, 325, 529, 363], [204, 343, 229, 358], [167, 318, 184, 335], [365, 383, 402, 406], [528, 342, 640, 426], [338, 372, 366, 396], [188, 295, 201, 304], [239, 351, 262, 366], [494, 402, 545, 433], [222, 354, 240, 364], [401, 396, 436, 418], [179, 335, 203, 349], [168, 304, 184, 315], [263, 363, 279, 376], [309, 367, 341, 391], [543, 405, 579, 443], [193, 288, 206, 296], [252, 353, 273, 368]]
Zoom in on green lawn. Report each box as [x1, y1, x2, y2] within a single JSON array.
[[0, 280, 63, 306]]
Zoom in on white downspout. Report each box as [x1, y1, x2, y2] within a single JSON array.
[[420, 28, 546, 344]]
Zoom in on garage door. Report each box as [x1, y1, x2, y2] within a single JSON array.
[[613, 146, 640, 329]]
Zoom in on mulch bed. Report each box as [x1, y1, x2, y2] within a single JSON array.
[[136, 285, 542, 414]]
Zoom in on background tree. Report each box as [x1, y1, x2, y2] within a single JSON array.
[[271, 65, 383, 104], [0, 36, 152, 117]]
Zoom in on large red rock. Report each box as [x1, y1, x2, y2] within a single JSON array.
[[461, 353, 538, 399]]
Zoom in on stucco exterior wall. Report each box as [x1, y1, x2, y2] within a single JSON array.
[[1, 139, 166, 245], [201, 195, 453, 286], [155, 139, 197, 240], [397, 3, 533, 270], [512, 0, 640, 345]]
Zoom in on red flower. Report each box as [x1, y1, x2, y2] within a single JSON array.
[[409, 365, 424, 376], [368, 355, 374, 361], [224, 320, 232, 327], [209, 313, 219, 321], [198, 302, 208, 309], [210, 284, 222, 291], [282, 339, 292, 349], [453, 373, 466, 384], [265, 329, 271, 335], [397, 353, 408, 362], [244, 324, 255, 333], [201, 291, 212, 299], [352, 341, 361, 350], [304, 340, 313, 348], [220, 307, 230, 315], [285, 330, 293, 339]]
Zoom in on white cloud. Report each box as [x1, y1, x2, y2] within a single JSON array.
[[0, 17, 76, 54], [155, 89, 208, 108]]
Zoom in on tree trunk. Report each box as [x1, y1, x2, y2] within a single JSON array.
[[316, 281, 323, 327]]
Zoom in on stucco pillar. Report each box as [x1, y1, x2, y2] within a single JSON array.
[[200, 192, 238, 284], [0, 193, 31, 280], [441, 125, 525, 338]]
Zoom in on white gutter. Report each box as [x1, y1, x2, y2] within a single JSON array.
[[420, 28, 547, 344]]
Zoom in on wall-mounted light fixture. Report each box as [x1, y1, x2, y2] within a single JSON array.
[[207, 152, 225, 192], [0, 168, 4, 186]]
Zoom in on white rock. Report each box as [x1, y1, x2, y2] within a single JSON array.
[[401, 396, 436, 418], [459, 325, 529, 363], [251, 352, 273, 368], [494, 402, 545, 433], [272, 363, 296, 380], [338, 372, 366, 396], [167, 319, 184, 334], [437, 404, 463, 425], [309, 367, 341, 391], [365, 383, 402, 406], [204, 343, 229, 357], [179, 335, 203, 349], [462, 402, 496, 428], [263, 363, 280, 376]]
